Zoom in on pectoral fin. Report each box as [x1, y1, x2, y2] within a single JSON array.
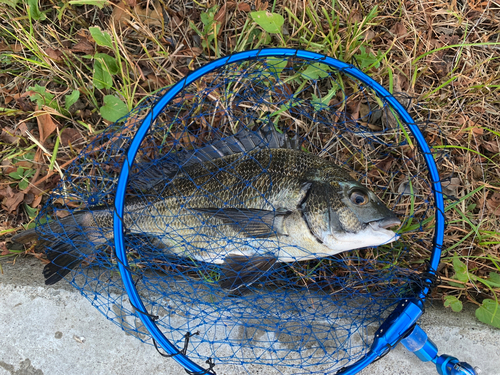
[[193, 208, 289, 238], [219, 255, 277, 291]]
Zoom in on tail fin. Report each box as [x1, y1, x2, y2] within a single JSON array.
[[12, 212, 98, 285]]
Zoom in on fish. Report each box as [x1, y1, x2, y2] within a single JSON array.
[[12, 124, 401, 290]]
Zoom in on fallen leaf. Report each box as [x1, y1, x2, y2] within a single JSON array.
[[0, 41, 23, 52], [397, 179, 419, 196], [1, 242, 10, 256], [36, 113, 58, 143], [178, 47, 203, 58], [0, 186, 14, 198], [32, 194, 43, 208], [134, 3, 164, 27], [72, 32, 94, 54], [238, 3, 251, 11], [391, 22, 406, 38], [56, 210, 71, 218], [60, 127, 83, 147], [442, 177, 461, 197], [255, 0, 268, 11], [2, 191, 25, 213], [111, 2, 130, 26], [226, 1, 237, 10], [16, 96, 34, 112], [362, 30, 375, 41], [45, 47, 64, 62], [214, 3, 227, 35], [482, 140, 499, 153], [1, 127, 18, 144], [486, 192, 500, 216]]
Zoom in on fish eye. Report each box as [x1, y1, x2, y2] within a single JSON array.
[[349, 190, 369, 206]]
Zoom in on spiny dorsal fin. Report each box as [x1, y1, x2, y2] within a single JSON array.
[[130, 121, 302, 191]]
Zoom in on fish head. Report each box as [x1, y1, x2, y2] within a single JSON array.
[[319, 180, 401, 253]]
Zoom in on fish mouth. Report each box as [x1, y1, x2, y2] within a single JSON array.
[[368, 217, 401, 231]]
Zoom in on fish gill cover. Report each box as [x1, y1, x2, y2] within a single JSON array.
[[30, 56, 440, 373]]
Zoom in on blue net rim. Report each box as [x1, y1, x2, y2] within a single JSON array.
[[112, 48, 445, 374]]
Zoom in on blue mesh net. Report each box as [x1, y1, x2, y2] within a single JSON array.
[[32, 56, 439, 374]]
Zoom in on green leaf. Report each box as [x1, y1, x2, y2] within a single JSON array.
[[475, 299, 500, 328], [24, 204, 38, 219], [100, 95, 128, 122], [0, 0, 19, 7], [28, 84, 58, 110], [64, 90, 80, 111], [444, 295, 463, 312], [301, 63, 331, 80], [27, 0, 47, 20], [266, 58, 288, 75], [89, 27, 113, 49], [452, 254, 469, 283], [93, 59, 113, 90], [355, 46, 383, 70], [8, 167, 24, 180], [69, 0, 108, 8], [200, 6, 217, 27], [18, 178, 29, 190], [94, 53, 119, 75], [483, 272, 500, 288], [250, 11, 284, 34], [311, 87, 336, 111]]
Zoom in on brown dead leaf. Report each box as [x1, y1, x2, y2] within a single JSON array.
[[0, 41, 23, 53], [134, 3, 164, 27], [60, 127, 83, 147], [391, 22, 407, 39], [55, 210, 71, 218], [45, 47, 64, 62], [486, 192, 500, 216], [0, 186, 14, 199], [214, 3, 227, 35], [255, 0, 268, 11], [124, 0, 135, 7], [377, 156, 395, 173], [362, 30, 375, 41], [16, 96, 34, 112], [111, 2, 130, 26], [37, 113, 58, 143], [442, 177, 461, 197], [1, 242, 9, 256], [482, 140, 499, 153], [32, 194, 43, 208], [72, 32, 94, 54], [15, 161, 33, 169], [1, 127, 18, 144], [2, 191, 25, 213], [142, 73, 169, 89], [238, 2, 251, 12], [178, 47, 203, 58]]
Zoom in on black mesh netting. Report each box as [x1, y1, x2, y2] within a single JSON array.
[[34, 56, 441, 374]]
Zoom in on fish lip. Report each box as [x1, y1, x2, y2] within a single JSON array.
[[369, 217, 401, 230]]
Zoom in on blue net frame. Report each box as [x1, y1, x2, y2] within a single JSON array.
[[34, 49, 445, 375]]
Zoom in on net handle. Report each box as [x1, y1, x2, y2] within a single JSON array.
[[113, 48, 445, 374]]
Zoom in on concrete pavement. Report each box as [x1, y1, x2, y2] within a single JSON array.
[[1, 257, 498, 375]]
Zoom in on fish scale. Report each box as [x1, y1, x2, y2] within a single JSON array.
[[13, 128, 400, 288]]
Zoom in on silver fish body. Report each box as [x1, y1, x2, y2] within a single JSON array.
[[13, 126, 400, 288]]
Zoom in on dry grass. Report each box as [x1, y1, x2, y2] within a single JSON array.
[[1, 0, 499, 324]]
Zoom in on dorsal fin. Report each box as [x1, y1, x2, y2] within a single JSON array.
[[130, 121, 302, 191]]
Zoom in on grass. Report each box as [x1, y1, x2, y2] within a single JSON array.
[[0, 0, 499, 328]]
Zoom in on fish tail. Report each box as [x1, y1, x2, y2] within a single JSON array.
[[12, 211, 98, 285]]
